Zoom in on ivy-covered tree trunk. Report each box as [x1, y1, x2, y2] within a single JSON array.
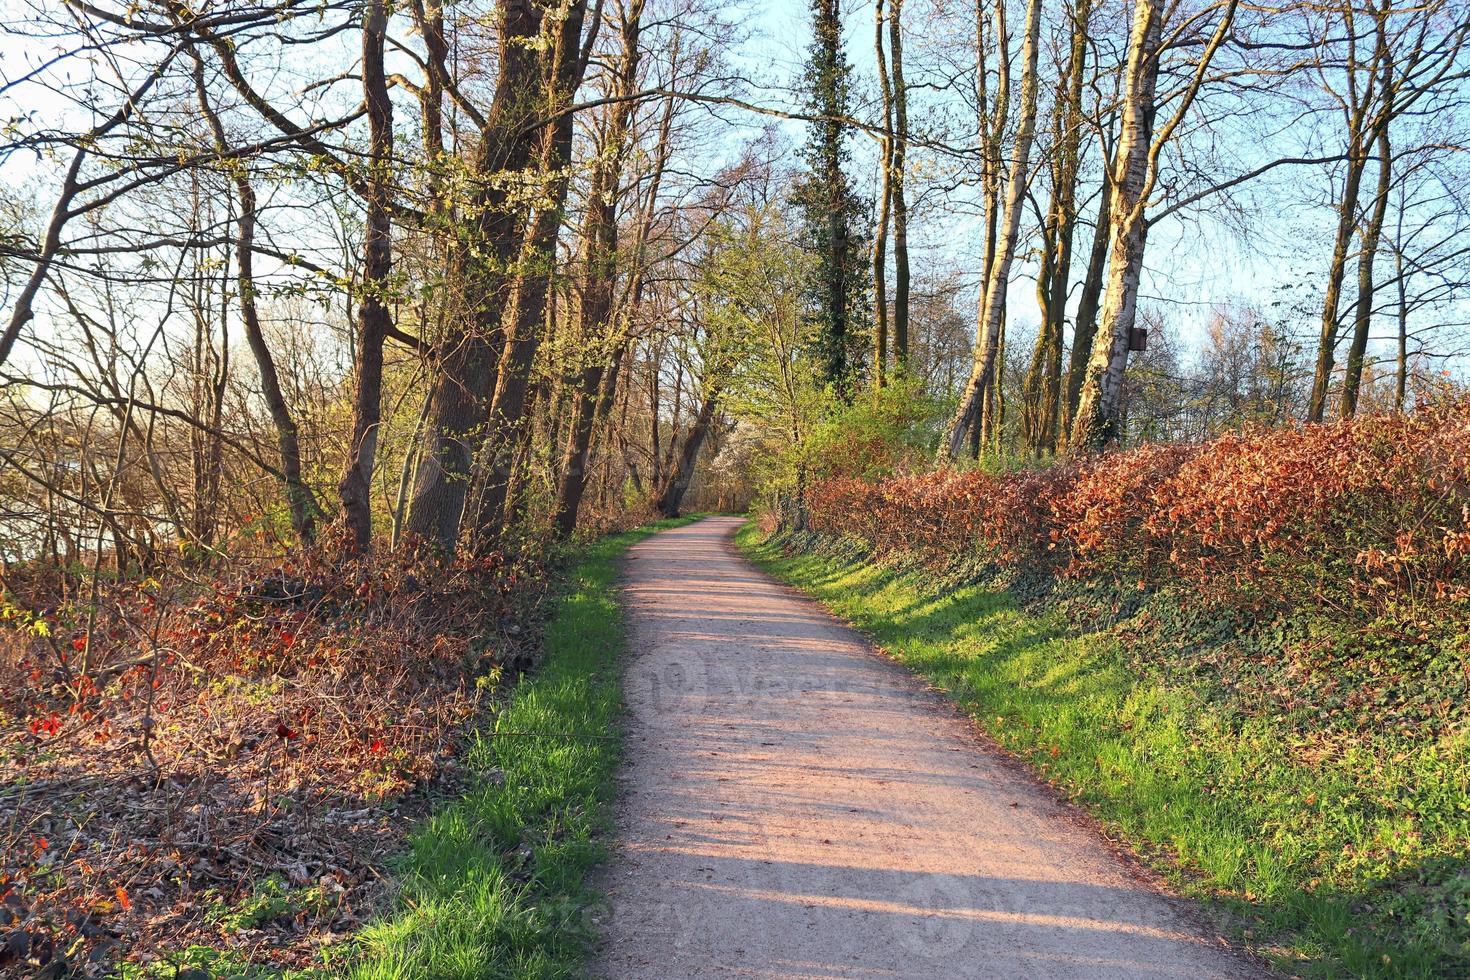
[[795, 0, 865, 393], [872, 0, 892, 386], [888, 0, 910, 369]]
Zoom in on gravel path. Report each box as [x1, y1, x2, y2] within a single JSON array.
[[592, 516, 1260, 979]]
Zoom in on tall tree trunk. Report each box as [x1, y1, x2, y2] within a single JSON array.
[[466, 0, 597, 546], [982, 311, 1006, 451], [975, 0, 1008, 300], [1022, 249, 1063, 453], [872, 0, 893, 387], [338, 0, 394, 553], [648, 344, 663, 490], [409, 0, 448, 203], [405, 0, 556, 550], [237, 181, 315, 540], [554, 365, 607, 536], [806, 0, 859, 391], [1307, 147, 1370, 422], [1068, 0, 1161, 453], [1069, 0, 1237, 452], [658, 356, 685, 484], [1394, 241, 1408, 411], [1308, 5, 1387, 422], [1022, 0, 1089, 455], [1063, 170, 1111, 439], [941, 0, 1042, 459]]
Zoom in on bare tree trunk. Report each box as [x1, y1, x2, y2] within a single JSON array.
[[648, 343, 664, 489], [1063, 170, 1110, 439], [553, 0, 646, 536], [236, 185, 316, 540], [194, 56, 315, 541], [1068, 0, 1161, 453], [338, 0, 394, 553], [554, 364, 607, 536], [1338, 122, 1392, 418], [188, 248, 228, 545], [1070, 0, 1237, 452], [1023, 0, 1089, 455], [1308, 4, 1387, 422], [409, 0, 449, 193], [983, 309, 1006, 450], [1024, 199, 1058, 454], [1394, 240, 1408, 411], [656, 390, 719, 517], [662, 364, 685, 482], [1307, 153, 1370, 422], [941, 0, 1042, 459]]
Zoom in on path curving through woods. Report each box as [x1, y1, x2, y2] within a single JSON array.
[[593, 516, 1260, 979]]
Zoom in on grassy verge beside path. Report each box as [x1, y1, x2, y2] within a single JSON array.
[[345, 517, 696, 979], [737, 524, 1470, 979]]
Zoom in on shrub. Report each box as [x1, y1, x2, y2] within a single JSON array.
[[1051, 442, 1199, 582], [1148, 401, 1470, 619], [807, 463, 1077, 574], [800, 398, 1470, 629]]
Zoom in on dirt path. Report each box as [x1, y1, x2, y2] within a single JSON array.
[[593, 517, 1259, 979]]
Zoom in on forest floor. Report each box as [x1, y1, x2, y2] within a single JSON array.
[[593, 517, 1259, 979], [0, 518, 691, 979]]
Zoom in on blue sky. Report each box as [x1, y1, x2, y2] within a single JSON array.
[[2, 0, 1463, 380]]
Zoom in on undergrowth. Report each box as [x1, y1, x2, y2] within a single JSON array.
[[2, 514, 688, 977], [2, 540, 537, 975]]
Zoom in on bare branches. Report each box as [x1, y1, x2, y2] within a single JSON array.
[[0, 44, 183, 368]]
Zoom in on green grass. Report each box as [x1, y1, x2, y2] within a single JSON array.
[[341, 516, 697, 980], [736, 524, 1470, 979]]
